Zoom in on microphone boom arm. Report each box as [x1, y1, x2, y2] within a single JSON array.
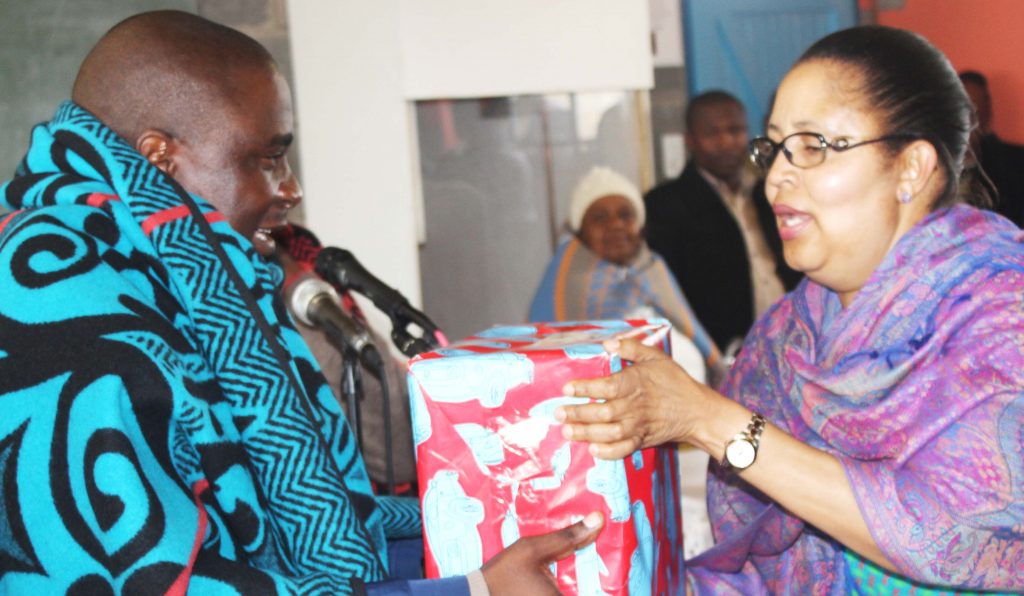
[[315, 247, 445, 357]]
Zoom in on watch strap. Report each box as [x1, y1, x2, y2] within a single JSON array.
[[724, 411, 766, 470], [745, 411, 766, 447]]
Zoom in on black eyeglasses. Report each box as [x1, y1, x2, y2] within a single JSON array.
[[748, 132, 918, 171]]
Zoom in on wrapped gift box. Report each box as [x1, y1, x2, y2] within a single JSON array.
[[407, 320, 684, 595]]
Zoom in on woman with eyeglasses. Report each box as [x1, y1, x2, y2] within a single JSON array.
[[555, 25, 1023, 594]]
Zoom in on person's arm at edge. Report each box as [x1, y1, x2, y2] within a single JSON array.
[[366, 512, 603, 596]]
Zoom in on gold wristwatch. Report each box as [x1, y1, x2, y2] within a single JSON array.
[[723, 412, 766, 471]]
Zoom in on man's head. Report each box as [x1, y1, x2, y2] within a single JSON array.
[[72, 10, 301, 254], [685, 91, 749, 188], [959, 70, 992, 136]]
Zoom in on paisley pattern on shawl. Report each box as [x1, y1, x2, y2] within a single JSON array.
[[688, 205, 1024, 594], [529, 236, 720, 368], [0, 102, 419, 594]]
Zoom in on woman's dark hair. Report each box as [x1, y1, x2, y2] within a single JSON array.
[[796, 26, 981, 208]]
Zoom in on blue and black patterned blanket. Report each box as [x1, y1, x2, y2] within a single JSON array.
[[0, 102, 420, 593]]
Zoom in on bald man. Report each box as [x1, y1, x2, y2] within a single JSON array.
[[0, 11, 600, 595]]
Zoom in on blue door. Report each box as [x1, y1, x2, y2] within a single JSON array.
[[683, 0, 857, 134]]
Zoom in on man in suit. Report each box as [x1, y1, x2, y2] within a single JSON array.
[[960, 70, 1024, 227], [644, 91, 800, 351]]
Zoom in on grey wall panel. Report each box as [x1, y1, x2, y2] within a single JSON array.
[[0, 0, 195, 178]]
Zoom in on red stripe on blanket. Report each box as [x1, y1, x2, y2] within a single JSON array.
[[142, 206, 226, 236], [85, 192, 119, 207], [0, 211, 20, 236], [167, 479, 211, 596]]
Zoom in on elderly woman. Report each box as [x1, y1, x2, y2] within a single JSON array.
[[557, 26, 1023, 593], [529, 166, 721, 379]]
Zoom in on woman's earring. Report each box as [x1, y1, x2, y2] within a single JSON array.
[[898, 189, 912, 204]]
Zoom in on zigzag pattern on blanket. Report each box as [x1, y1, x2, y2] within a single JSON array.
[[0, 102, 396, 592], [376, 496, 424, 539], [68, 102, 388, 578]]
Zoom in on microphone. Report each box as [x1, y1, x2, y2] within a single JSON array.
[[315, 247, 444, 356], [287, 275, 384, 375]]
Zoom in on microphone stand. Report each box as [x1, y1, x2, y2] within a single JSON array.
[[341, 342, 398, 495], [391, 324, 437, 359], [340, 346, 365, 462], [388, 309, 446, 358]]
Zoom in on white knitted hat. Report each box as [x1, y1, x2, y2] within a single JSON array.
[[569, 166, 645, 231]]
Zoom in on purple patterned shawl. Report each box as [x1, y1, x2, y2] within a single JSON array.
[[687, 205, 1024, 594]]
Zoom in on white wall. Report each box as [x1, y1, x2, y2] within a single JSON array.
[[287, 1, 419, 338], [400, 0, 653, 99], [287, 1, 652, 334]]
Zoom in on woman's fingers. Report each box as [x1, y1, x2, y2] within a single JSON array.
[[606, 337, 671, 364], [562, 418, 630, 442], [560, 338, 671, 400], [561, 372, 626, 402], [587, 439, 641, 460], [559, 415, 642, 459], [557, 393, 622, 424], [555, 336, 689, 454]]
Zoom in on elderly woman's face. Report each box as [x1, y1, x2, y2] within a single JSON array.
[[579, 194, 641, 266], [764, 60, 925, 306]]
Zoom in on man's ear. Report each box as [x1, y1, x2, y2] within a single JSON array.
[[136, 130, 175, 175]]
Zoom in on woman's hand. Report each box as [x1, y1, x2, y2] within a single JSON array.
[[556, 338, 720, 460]]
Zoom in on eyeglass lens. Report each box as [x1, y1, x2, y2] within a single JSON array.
[[750, 133, 828, 170]]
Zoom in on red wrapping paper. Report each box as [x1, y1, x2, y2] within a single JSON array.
[[407, 320, 684, 595]]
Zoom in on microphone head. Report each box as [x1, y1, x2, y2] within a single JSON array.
[[315, 246, 404, 309], [315, 247, 357, 276], [313, 246, 440, 353], [315, 247, 363, 293], [287, 276, 340, 327]]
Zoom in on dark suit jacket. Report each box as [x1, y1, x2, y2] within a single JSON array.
[[979, 134, 1024, 227], [643, 161, 800, 349]]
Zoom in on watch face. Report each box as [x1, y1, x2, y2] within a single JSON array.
[[726, 438, 756, 469]]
